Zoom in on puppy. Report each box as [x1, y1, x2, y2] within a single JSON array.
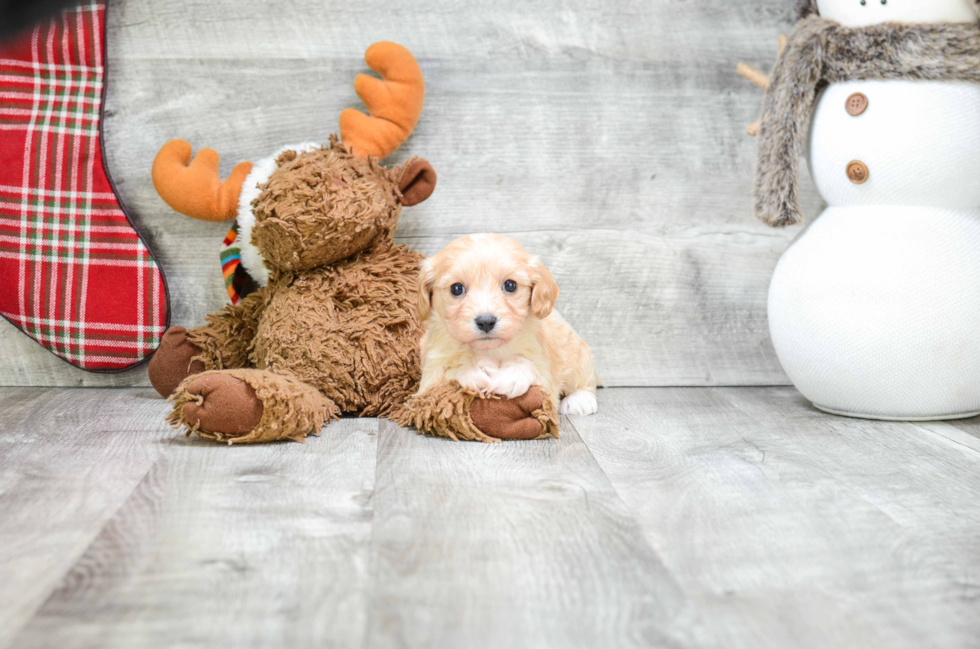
[[416, 233, 598, 416]]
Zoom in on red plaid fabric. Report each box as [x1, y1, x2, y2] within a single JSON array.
[[0, 3, 168, 371]]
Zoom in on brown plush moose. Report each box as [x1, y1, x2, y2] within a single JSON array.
[[148, 42, 558, 443]]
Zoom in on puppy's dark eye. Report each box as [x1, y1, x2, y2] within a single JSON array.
[[503, 279, 518, 293], [450, 283, 465, 297]]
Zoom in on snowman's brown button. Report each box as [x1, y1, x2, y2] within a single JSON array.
[[846, 160, 869, 184], [846, 92, 868, 116]]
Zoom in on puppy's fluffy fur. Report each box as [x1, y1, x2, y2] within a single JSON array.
[[417, 234, 598, 416]]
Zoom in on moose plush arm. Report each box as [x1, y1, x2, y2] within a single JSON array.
[[396, 383, 559, 443], [188, 288, 269, 370], [148, 288, 270, 397]]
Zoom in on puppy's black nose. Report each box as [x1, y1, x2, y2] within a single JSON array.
[[475, 314, 497, 333]]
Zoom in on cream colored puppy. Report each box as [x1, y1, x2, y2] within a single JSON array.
[[416, 233, 598, 416]]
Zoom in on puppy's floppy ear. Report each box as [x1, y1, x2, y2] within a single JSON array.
[[528, 256, 559, 319], [398, 158, 436, 206], [417, 257, 436, 321]]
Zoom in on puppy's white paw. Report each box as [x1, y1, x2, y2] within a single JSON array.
[[489, 367, 534, 399], [455, 364, 494, 393], [560, 390, 598, 416], [495, 379, 533, 400], [482, 360, 534, 399]]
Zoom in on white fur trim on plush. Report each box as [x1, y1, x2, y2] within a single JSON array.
[[236, 141, 321, 287]]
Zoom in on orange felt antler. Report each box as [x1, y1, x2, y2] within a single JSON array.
[[151, 140, 253, 222], [340, 42, 425, 160]]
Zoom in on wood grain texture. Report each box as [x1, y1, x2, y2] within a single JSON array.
[[573, 387, 980, 649], [0, 0, 821, 387], [4, 386, 980, 646], [0, 388, 171, 649], [365, 419, 691, 649], [9, 416, 379, 649]]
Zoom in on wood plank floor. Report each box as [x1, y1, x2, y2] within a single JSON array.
[[2, 386, 979, 648]]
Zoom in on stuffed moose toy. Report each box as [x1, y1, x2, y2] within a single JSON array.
[[148, 42, 559, 443]]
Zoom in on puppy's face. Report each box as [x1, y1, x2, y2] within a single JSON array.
[[419, 234, 559, 351]]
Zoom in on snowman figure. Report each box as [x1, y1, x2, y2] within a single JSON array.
[[740, 0, 980, 420]]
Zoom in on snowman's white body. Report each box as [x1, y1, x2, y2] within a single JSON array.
[[767, 0, 980, 419]]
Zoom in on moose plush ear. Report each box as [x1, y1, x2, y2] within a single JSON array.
[[529, 256, 559, 320], [417, 257, 436, 321], [399, 159, 437, 206]]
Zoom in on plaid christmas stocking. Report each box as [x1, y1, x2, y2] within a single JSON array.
[[0, 3, 168, 371]]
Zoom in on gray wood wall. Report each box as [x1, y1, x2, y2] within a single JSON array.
[[0, 0, 822, 387]]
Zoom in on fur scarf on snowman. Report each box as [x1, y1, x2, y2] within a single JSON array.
[[756, 6, 980, 227]]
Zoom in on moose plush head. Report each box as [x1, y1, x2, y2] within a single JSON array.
[[151, 42, 436, 283], [246, 139, 434, 272]]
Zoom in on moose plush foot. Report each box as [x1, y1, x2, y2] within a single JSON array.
[[179, 373, 263, 437], [396, 384, 559, 443], [148, 327, 206, 397], [168, 369, 339, 444]]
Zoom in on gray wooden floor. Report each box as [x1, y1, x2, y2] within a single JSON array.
[[2, 386, 979, 649]]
